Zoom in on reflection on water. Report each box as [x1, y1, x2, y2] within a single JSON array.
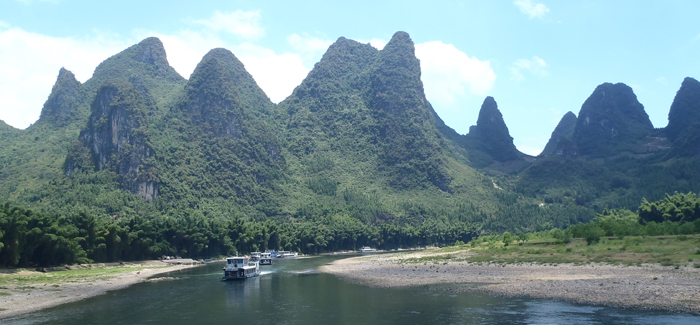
[[5, 255, 700, 325]]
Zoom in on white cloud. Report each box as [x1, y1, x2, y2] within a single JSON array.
[[357, 38, 387, 50], [287, 33, 333, 65], [287, 33, 333, 55], [231, 43, 310, 103], [655, 76, 668, 85], [415, 41, 496, 109], [190, 10, 264, 40], [511, 56, 547, 82], [0, 24, 128, 128], [514, 0, 550, 19]]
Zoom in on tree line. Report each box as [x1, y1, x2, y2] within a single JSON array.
[[0, 202, 475, 267]]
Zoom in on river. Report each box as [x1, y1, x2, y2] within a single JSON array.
[[4, 254, 700, 324]]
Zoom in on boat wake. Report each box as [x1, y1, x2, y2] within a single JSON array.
[[286, 269, 317, 274]]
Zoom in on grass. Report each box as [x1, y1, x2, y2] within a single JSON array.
[[399, 235, 700, 267], [0, 264, 171, 287]]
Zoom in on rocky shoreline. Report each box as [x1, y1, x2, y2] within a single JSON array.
[[319, 251, 700, 315], [0, 260, 203, 319]]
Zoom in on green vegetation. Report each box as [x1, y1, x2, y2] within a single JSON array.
[[405, 193, 700, 267], [0, 264, 170, 287]]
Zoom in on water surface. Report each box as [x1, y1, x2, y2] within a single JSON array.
[[5, 254, 699, 324]]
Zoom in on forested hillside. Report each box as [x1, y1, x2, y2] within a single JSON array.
[[1, 31, 699, 265]]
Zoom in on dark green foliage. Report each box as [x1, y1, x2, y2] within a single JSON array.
[[540, 111, 577, 157], [638, 192, 700, 224], [306, 178, 337, 196], [667, 77, 700, 141], [572, 83, 654, 157], [37, 68, 84, 127]]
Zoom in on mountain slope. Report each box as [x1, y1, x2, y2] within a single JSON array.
[[540, 111, 577, 157]]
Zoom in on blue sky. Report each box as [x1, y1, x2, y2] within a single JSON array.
[[1, 0, 699, 155]]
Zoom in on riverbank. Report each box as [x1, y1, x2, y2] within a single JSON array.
[[319, 250, 700, 315], [0, 260, 203, 319]]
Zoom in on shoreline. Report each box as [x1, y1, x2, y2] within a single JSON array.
[[0, 260, 204, 319], [319, 251, 700, 315]]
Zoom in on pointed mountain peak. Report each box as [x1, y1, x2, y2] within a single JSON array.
[[384, 31, 414, 51], [540, 111, 577, 157], [38, 67, 82, 126], [89, 37, 182, 86], [476, 96, 502, 126], [188, 48, 254, 90], [466, 96, 520, 162], [185, 47, 274, 137], [573, 82, 653, 156], [130, 37, 170, 72], [666, 77, 700, 141], [378, 32, 418, 69]]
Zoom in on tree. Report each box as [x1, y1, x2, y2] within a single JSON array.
[[502, 231, 513, 247]]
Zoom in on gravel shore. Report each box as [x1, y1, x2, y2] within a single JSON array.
[[319, 251, 700, 315], [0, 260, 203, 319]]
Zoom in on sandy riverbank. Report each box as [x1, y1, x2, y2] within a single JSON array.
[[319, 251, 700, 315], [0, 260, 203, 319]]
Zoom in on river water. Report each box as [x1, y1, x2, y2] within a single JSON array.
[[5, 254, 700, 324]]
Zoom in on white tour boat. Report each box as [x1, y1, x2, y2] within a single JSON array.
[[259, 252, 273, 265], [277, 251, 298, 258], [359, 246, 377, 253], [222, 256, 260, 280]]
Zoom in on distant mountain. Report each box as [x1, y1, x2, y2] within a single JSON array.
[[666, 77, 700, 156], [8, 32, 700, 241], [568, 83, 654, 157], [461, 96, 523, 163], [539, 111, 577, 157], [280, 32, 455, 193], [37, 68, 84, 127]]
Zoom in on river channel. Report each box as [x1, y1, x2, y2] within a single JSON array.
[[4, 254, 700, 324]]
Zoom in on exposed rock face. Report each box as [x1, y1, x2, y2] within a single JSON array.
[[540, 111, 577, 157], [38, 68, 83, 126], [463, 96, 521, 162], [78, 80, 158, 201], [572, 83, 653, 157]]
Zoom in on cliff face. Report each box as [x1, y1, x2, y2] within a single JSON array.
[[38, 68, 83, 127], [572, 83, 653, 157], [72, 80, 157, 201]]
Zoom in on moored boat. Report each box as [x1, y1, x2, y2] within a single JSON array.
[[278, 251, 298, 258], [222, 256, 260, 280], [250, 252, 262, 262], [259, 252, 273, 265], [359, 246, 377, 253]]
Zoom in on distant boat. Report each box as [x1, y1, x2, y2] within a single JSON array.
[[250, 252, 262, 262], [222, 256, 260, 280], [259, 252, 273, 265], [277, 251, 298, 258], [359, 246, 377, 253]]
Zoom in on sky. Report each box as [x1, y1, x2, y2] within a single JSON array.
[[1, 0, 700, 156]]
